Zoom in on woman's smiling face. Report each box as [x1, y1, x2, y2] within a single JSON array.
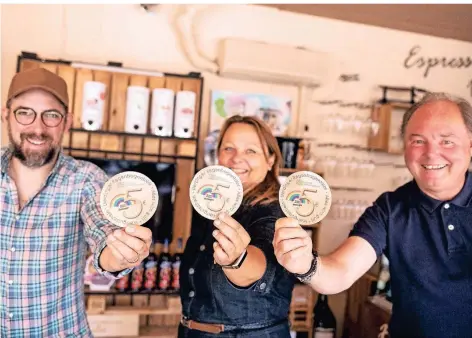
[[217, 122, 274, 190]]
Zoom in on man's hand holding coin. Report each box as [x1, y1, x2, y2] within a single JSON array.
[[275, 171, 331, 276], [100, 225, 153, 272], [213, 212, 250, 266], [99, 171, 158, 273], [273, 217, 313, 275]]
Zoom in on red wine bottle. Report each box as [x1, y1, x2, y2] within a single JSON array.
[[158, 239, 172, 290], [313, 294, 336, 338], [171, 238, 183, 291], [143, 242, 158, 291]]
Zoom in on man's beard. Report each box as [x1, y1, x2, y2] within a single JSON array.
[[8, 127, 58, 168]]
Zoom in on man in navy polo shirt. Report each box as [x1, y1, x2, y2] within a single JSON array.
[[273, 92, 472, 338]]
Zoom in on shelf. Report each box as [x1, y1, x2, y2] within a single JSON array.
[[69, 128, 198, 142], [330, 186, 374, 192], [64, 147, 196, 160], [85, 289, 179, 296], [100, 306, 181, 316], [279, 168, 324, 176]]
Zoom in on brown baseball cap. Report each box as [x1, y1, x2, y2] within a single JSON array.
[[7, 67, 69, 109]]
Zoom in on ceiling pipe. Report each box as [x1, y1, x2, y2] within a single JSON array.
[[174, 6, 219, 73]]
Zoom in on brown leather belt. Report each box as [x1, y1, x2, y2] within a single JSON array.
[[181, 316, 224, 334]]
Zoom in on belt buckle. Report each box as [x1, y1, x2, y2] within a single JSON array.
[[181, 316, 190, 328]]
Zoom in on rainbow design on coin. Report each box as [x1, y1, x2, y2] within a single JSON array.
[[189, 165, 243, 220], [287, 191, 310, 204], [199, 185, 213, 195], [111, 194, 136, 208]]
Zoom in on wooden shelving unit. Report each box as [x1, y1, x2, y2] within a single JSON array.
[[17, 52, 204, 252], [367, 85, 426, 155]]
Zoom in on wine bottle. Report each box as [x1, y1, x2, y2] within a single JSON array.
[[158, 239, 172, 290], [171, 238, 183, 291], [313, 294, 336, 338], [143, 242, 158, 291], [130, 260, 145, 292], [115, 274, 130, 292]]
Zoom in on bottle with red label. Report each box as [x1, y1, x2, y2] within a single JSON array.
[[115, 274, 130, 292], [171, 238, 183, 291], [158, 239, 172, 290], [130, 260, 145, 292], [143, 242, 158, 291]]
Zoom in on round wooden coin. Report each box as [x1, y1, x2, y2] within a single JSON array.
[[189, 165, 243, 220], [100, 171, 159, 227], [279, 171, 332, 225]]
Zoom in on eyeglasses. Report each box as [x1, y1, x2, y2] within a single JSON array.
[[13, 107, 65, 128]]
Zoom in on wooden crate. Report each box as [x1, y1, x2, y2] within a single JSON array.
[[289, 284, 314, 335], [86, 293, 181, 337], [87, 313, 140, 337]]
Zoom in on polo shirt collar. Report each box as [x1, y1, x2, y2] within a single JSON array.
[[414, 171, 472, 213]]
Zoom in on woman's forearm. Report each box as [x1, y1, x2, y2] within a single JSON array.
[[222, 245, 266, 287]]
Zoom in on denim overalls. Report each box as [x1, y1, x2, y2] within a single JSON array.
[[179, 202, 296, 337]]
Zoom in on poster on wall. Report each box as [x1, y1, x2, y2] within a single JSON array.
[[205, 90, 292, 166], [209, 90, 292, 136]]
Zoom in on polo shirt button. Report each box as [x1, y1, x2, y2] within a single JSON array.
[[260, 282, 266, 290], [444, 203, 450, 209], [189, 268, 195, 275], [448, 224, 455, 231], [189, 291, 195, 297], [199, 245, 205, 251]]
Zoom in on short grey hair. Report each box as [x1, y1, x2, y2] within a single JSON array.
[[400, 92, 472, 137]]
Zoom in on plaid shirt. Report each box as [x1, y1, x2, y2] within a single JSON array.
[[0, 148, 128, 337]]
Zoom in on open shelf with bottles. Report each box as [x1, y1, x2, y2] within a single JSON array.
[[84, 289, 179, 296]]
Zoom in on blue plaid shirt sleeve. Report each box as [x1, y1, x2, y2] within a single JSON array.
[[80, 167, 132, 279]]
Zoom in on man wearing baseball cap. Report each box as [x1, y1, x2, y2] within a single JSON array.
[[1, 67, 153, 337]]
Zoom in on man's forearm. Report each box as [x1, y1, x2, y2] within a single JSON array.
[[308, 255, 355, 294], [307, 237, 378, 294]]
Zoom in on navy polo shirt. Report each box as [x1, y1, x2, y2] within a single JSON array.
[[350, 171, 472, 338]]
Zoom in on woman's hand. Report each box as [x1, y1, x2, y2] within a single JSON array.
[[212, 213, 250, 266]]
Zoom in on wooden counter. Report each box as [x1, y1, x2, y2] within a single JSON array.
[[358, 296, 391, 338]]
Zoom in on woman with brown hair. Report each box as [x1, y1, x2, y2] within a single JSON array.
[[178, 115, 297, 338]]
